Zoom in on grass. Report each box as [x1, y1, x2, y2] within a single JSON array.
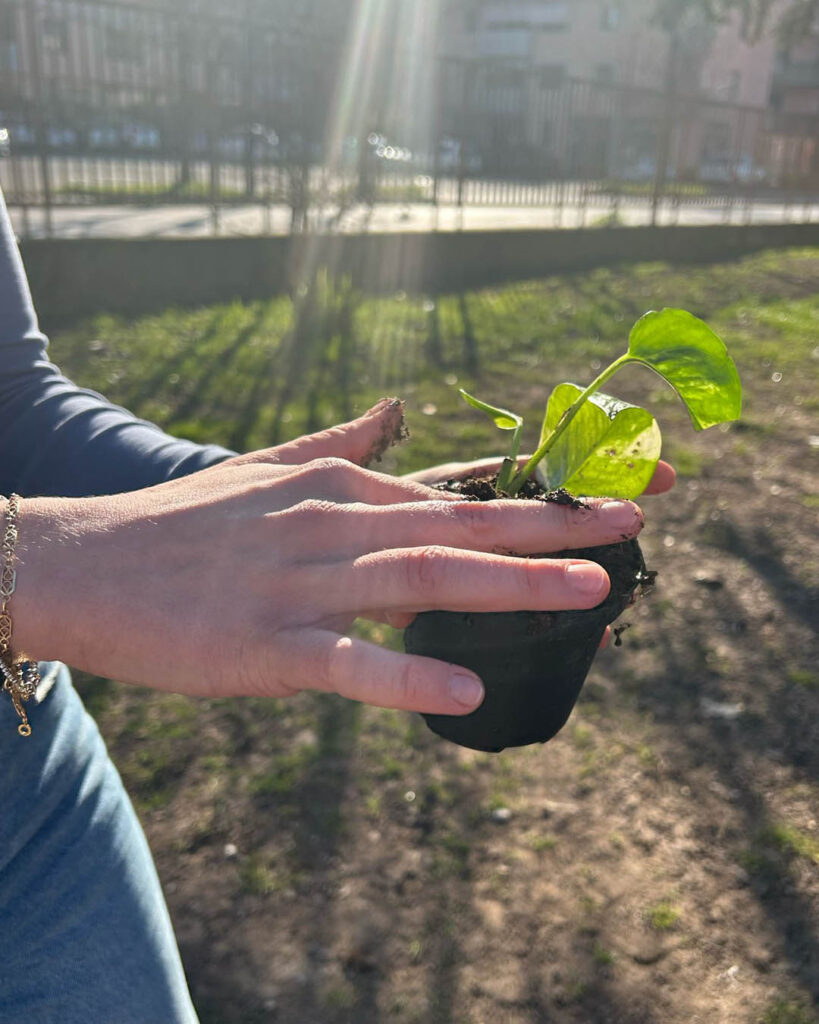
[[238, 855, 280, 896], [592, 942, 616, 967], [647, 900, 682, 931], [760, 999, 817, 1024], [758, 823, 819, 865], [50, 248, 819, 478], [47, 247, 819, 1024], [787, 668, 819, 689], [530, 834, 558, 853]]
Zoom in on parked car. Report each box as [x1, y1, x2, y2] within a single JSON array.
[[46, 126, 79, 149], [700, 155, 767, 184], [192, 124, 279, 160], [121, 122, 161, 151], [10, 121, 36, 147], [88, 122, 122, 150]]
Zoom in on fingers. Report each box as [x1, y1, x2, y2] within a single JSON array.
[[642, 460, 676, 495], [278, 496, 643, 560], [278, 458, 461, 506], [285, 628, 485, 715], [236, 399, 406, 469], [312, 546, 611, 615], [599, 626, 611, 650]]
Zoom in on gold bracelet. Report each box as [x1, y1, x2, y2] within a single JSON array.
[[1, 494, 40, 737]]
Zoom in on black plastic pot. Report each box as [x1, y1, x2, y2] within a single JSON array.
[[404, 539, 648, 753]]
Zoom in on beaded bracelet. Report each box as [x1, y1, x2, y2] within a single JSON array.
[[1, 494, 40, 737]]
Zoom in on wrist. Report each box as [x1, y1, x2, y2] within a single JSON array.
[[11, 495, 113, 664]]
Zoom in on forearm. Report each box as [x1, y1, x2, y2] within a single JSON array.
[[0, 187, 233, 498], [0, 364, 233, 497]]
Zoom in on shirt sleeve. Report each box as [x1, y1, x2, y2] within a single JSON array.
[[0, 188, 235, 498]]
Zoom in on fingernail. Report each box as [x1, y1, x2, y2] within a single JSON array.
[[598, 500, 643, 529], [566, 563, 610, 599], [448, 671, 484, 709]]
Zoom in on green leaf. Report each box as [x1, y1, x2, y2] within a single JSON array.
[[627, 309, 742, 430], [535, 384, 662, 499], [458, 390, 522, 431]]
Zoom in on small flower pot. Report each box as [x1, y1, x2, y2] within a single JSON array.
[[404, 539, 649, 753]]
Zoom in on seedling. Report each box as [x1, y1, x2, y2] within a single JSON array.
[[460, 308, 742, 499]]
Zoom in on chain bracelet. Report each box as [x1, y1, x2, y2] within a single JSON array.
[[1, 494, 39, 737]]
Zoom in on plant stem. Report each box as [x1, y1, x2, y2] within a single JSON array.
[[507, 354, 633, 495], [496, 422, 522, 493]]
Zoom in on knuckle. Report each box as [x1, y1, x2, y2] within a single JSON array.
[[311, 642, 335, 694], [269, 498, 340, 530], [395, 659, 428, 708], [310, 456, 355, 478], [292, 497, 340, 519], [552, 500, 578, 533], [521, 558, 545, 601], [403, 545, 451, 598], [454, 501, 501, 549]]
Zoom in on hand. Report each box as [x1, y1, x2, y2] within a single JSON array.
[[407, 453, 677, 653], [13, 401, 648, 717]]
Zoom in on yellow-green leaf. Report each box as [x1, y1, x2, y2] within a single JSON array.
[[535, 384, 662, 499], [627, 309, 742, 430]]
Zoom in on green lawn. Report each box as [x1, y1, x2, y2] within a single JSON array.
[[52, 248, 819, 472], [50, 249, 819, 1024]]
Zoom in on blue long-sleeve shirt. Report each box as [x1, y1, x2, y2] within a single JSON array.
[[0, 189, 233, 498]]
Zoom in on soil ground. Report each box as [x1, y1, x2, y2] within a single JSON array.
[[51, 248, 819, 1024]]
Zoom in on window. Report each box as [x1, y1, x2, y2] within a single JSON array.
[[0, 8, 17, 71], [601, 3, 622, 31], [464, 2, 479, 33], [483, 2, 569, 31], [105, 25, 144, 65], [41, 15, 70, 55], [478, 28, 531, 58]]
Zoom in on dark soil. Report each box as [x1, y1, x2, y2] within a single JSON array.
[[361, 398, 409, 467], [58, 253, 819, 1024]]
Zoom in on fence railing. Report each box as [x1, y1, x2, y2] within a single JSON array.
[[1, 0, 817, 235]]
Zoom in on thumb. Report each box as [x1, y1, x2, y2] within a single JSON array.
[[235, 398, 407, 469]]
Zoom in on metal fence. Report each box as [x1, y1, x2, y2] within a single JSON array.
[[1, 0, 818, 236]]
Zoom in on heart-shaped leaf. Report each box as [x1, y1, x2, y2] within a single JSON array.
[[535, 384, 662, 499], [627, 309, 742, 429]]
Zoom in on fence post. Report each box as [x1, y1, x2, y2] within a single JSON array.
[[22, 0, 52, 235], [457, 59, 470, 215], [243, 0, 255, 200], [176, 4, 192, 189], [651, 30, 678, 227]]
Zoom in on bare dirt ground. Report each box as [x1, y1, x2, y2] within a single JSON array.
[[55, 249, 818, 1024]]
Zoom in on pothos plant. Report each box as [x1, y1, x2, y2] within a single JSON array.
[[459, 308, 742, 498]]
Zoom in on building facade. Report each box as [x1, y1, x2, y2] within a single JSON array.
[[436, 0, 784, 180]]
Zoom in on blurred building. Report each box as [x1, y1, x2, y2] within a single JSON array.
[[770, 7, 819, 179], [0, 0, 356, 156], [440, 1, 778, 103], [436, 0, 783, 181]]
